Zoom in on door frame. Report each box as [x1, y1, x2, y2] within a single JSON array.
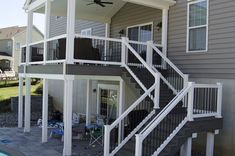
[[96, 84, 120, 120]]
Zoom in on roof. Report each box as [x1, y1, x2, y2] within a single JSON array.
[[0, 26, 27, 40]]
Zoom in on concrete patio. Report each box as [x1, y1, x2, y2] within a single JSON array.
[[0, 127, 103, 156]]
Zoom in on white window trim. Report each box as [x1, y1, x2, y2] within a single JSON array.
[[81, 28, 92, 36], [186, 0, 209, 53], [126, 22, 154, 41]]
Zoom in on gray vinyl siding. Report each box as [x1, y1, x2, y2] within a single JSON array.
[[168, 0, 235, 79], [49, 16, 105, 38], [110, 3, 162, 43]]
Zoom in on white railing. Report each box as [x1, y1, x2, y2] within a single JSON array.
[[104, 84, 157, 156], [135, 82, 222, 156]]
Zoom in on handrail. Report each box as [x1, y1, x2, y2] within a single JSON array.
[[46, 34, 67, 42], [75, 34, 122, 42], [124, 42, 156, 78], [28, 40, 44, 46], [109, 83, 156, 130], [150, 43, 186, 79], [140, 84, 192, 135]]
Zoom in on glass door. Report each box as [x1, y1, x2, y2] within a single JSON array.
[[127, 23, 153, 61], [98, 85, 119, 125]]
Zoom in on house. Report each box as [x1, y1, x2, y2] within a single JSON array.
[[19, 0, 235, 155], [0, 26, 43, 73]]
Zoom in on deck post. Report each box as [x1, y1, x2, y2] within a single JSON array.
[[118, 79, 125, 143], [63, 77, 74, 156], [104, 23, 110, 61], [43, 0, 51, 64], [42, 78, 49, 143], [135, 134, 143, 156], [18, 76, 24, 128], [24, 77, 31, 133], [154, 72, 160, 109], [146, 41, 153, 66], [216, 83, 223, 118], [206, 132, 215, 156], [180, 137, 192, 156], [161, 8, 169, 68], [26, 11, 33, 64], [66, 0, 76, 64], [187, 82, 194, 121], [86, 80, 92, 126], [121, 37, 128, 66]]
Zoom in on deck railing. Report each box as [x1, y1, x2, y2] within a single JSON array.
[[135, 82, 222, 156]]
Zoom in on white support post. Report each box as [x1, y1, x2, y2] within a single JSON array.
[[135, 134, 143, 156], [104, 23, 110, 61], [206, 132, 215, 156], [118, 79, 125, 143], [180, 137, 192, 156], [216, 83, 223, 118], [187, 82, 194, 121], [43, 0, 51, 64], [154, 72, 160, 109], [86, 80, 92, 126], [161, 9, 169, 68], [24, 77, 31, 133], [104, 125, 110, 156], [146, 41, 153, 66], [162, 8, 169, 56], [42, 79, 48, 143], [183, 74, 189, 107], [63, 78, 73, 156], [18, 76, 24, 128], [26, 11, 33, 64], [66, 0, 76, 64], [121, 37, 128, 66]]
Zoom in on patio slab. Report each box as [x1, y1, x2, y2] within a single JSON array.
[[0, 127, 103, 156]]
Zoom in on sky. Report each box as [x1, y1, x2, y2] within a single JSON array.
[[0, 0, 44, 33]]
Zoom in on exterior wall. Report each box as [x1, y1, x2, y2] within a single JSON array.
[[168, 0, 235, 79], [12, 28, 43, 72], [49, 16, 106, 38], [0, 39, 12, 55], [48, 79, 138, 115], [110, 3, 162, 43], [191, 77, 235, 156]]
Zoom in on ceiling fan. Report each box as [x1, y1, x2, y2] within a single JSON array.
[[87, 0, 113, 7]]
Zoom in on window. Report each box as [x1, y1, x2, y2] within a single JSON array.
[[15, 42, 21, 51], [81, 28, 92, 36], [187, 0, 208, 52]]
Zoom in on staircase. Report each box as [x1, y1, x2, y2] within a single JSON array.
[[83, 36, 223, 156]]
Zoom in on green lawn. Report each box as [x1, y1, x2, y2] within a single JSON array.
[[0, 80, 19, 88], [0, 83, 41, 101]]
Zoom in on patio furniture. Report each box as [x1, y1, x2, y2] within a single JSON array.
[[50, 122, 64, 141], [85, 117, 105, 146]]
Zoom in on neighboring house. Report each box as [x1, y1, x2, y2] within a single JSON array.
[[19, 0, 235, 156], [0, 26, 26, 71], [0, 26, 43, 73]]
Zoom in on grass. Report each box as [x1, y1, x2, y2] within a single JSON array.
[[0, 83, 41, 101]]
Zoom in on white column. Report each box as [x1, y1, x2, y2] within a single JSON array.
[[118, 79, 125, 143], [63, 78, 73, 156], [66, 0, 76, 64], [18, 76, 24, 128], [187, 82, 195, 121], [162, 8, 169, 56], [42, 79, 49, 143], [206, 132, 215, 156], [26, 11, 33, 64], [24, 77, 31, 132], [86, 80, 92, 126], [43, 0, 51, 64], [216, 83, 223, 118], [146, 41, 153, 66], [121, 37, 128, 66], [104, 23, 110, 60], [180, 137, 192, 156], [154, 72, 160, 109]]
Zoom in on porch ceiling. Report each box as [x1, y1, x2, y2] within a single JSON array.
[[26, 0, 176, 23]]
